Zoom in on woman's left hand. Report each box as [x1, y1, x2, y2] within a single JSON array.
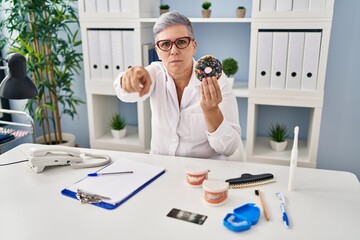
[[200, 76, 222, 111], [200, 77, 224, 132]]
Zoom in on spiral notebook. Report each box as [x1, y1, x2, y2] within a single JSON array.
[[61, 158, 165, 210]]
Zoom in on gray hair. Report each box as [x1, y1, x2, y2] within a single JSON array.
[[153, 11, 194, 39]]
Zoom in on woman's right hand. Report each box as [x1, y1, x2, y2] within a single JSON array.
[[120, 66, 152, 97]]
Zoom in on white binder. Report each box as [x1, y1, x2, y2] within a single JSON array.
[[293, 0, 310, 11], [270, 32, 289, 90], [96, 0, 109, 13], [109, 0, 122, 12], [309, 0, 326, 11], [84, 0, 97, 13], [87, 30, 101, 80], [121, 0, 136, 12], [122, 30, 136, 70], [260, 0, 276, 12], [256, 32, 273, 89], [276, 0, 293, 11], [301, 32, 322, 91], [111, 30, 124, 80], [286, 32, 305, 90], [99, 30, 114, 80]]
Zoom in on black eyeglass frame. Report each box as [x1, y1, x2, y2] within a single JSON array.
[[156, 36, 194, 51]]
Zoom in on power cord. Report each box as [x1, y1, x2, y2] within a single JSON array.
[[0, 160, 28, 166]]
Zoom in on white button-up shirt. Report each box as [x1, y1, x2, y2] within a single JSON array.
[[114, 60, 241, 159]]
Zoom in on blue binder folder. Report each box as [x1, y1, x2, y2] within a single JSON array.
[[61, 158, 166, 210]]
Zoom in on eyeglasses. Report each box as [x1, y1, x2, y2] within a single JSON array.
[[156, 36, 193, 51]]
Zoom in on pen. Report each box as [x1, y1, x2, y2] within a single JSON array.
[[87, 171, 133, 177]]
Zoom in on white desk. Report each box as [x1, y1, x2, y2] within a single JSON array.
[[1, 144, 359, 240]]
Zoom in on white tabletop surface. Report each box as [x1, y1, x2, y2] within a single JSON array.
[[1, 144, 359, 240]]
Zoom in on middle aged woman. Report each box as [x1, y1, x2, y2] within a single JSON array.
[[114, 11, 242, 160]]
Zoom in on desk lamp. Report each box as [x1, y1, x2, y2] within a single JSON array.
[[0, 53, 38, 143]]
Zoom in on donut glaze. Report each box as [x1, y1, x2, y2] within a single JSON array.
[[195, 55, 223, 81]]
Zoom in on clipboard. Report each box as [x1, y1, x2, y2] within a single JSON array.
[[61, 157, 165, 210]]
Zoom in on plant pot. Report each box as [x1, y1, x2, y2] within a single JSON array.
[[270, 140, 287, 152], [36, 132, 76, 147], [202, 9, 211, 18], [160, 9, 169, 15], [111, 128, 126, 139], [236, 8, 246, 18], [227, 76, 235, 88]]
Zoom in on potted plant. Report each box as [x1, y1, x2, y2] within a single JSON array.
[[202, 1, 212, 18], [236, 6, 246, 18], [0, 0, 83, 145], [222, 57, 238, 87], [159, 4, 170, 15], [268, 123, 289, 151], [110, 113, 127, 139]]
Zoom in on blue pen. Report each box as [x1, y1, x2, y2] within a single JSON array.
[[276, 192, 290, 229], [88, 171, 133, 177]]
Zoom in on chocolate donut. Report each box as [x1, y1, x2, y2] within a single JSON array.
[[194, 55, 223, 81]]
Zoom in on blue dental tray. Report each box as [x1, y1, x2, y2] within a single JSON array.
[[223, 203, 260, 232]]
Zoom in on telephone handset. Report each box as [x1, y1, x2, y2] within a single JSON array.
[[26, 145, 111, 173]]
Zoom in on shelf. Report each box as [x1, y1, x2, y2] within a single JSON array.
[[232, 82, 249, 98], [91, 125, 147, 152], [248, 137, 314, 168], [140, 18, 253, 23]]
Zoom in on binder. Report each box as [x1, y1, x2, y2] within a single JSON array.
[[84, 0, 97, 13], [121, 0, 136, 12], [111, 30, 124, 79], [142, 43, 160, 66], [276, 0, 292, 11], [293, 0, 310, 11], [256, 32, 273, 89], [61, 158, 166, 210], [270, 32, 289, 90], [99, 30, 114, 80], [96, 0, 108, 13], [109, 0, 121, 12], [286, 32, 305, 90], [301, 32, 321, 91], [309, 0, 326, 11], [122, 30, 136, 70], [87, 30, 101, 80], [0, 133, 15, 144], [260, 0, 276, 12]]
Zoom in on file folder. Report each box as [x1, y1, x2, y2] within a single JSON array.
[[276, 0, 292, 11], [286, 32, 305, 90], [260, 0, 276, 12], [270, 32, 288, 89], [109, 0, 121, 12], [256, 31, 273, 89], [111, 30, 124, 79], [122, 30, 136, 70], [121, 0, 136, 12], [301, 32, 321, 91], [96, 0, 108, 13], [309, 0, 326, 11], [87, 30, 101, 80], [84, 0, 97, 13], [61, 158, 166, 210], [293, 0, 310, 11], [99, 30, 114, 80]]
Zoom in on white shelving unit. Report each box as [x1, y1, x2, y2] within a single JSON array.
[[246, 0, 334, 167], [79, 0, 334, 166], [78, 0, 160, 153]]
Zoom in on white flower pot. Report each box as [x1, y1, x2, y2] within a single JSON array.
[[270, 140, 288, 152], [111, 128, 126, 139], [227, 76, 235, 88], [36, 132, 76, 147]]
